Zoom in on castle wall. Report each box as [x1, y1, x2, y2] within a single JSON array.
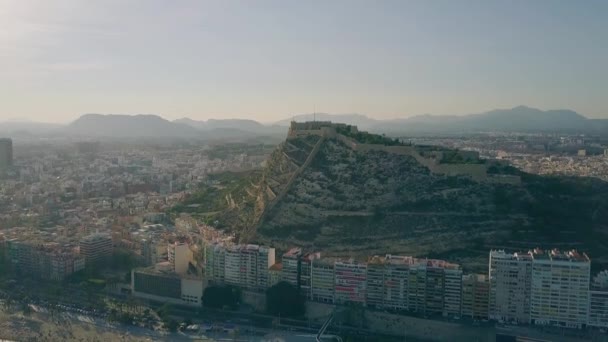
[[335, 134, 490, 181], [286, 124, 520, 184]]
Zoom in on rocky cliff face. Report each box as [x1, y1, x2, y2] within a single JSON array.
[[212, 133, 608, 271]]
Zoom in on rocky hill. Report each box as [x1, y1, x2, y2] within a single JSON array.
[[198, 122, 608, 271]]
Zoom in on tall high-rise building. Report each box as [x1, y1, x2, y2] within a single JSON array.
[[589, 270, 608, 328], [204, 242, 226, 284], [299, 252, 319, 299], [489, 250, 533, 323], [364, 254, 461, 315], [530, 249, 590, 329], [281, 247, 302, 287], [311, 258, 336, 304], [335, 259, 367, 305], [0, 138, 13, 169], [443, 266, 463, 317], [280, 248, 319, 298], [366, 255, 387, 308], [219, 244, 275, 290], [79, 233, 113, 266]]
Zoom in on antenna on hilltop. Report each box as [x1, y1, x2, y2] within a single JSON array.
[[313, 105, 316, 122]]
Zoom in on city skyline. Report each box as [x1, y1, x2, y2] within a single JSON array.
[[1, 0, 608, 123]]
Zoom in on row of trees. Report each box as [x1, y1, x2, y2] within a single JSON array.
[[201, 282, 305, 318], [202, 285, 241, 309]]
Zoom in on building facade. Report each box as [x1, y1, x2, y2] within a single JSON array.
[[335, 259, 367, 305], [489, 250, 533, 323], [213, 243, 275, 290], [461, 274, 489, 320], [530, 249, 590, 329], [311, 258, 335, 304], [6, 239, 84, 280], [589, 271, 608, 328], [443, 267, 463, 317], [204, 242, 226, 284], [79, 233, 113, 266], [168, 242, 192, 275], [281, 247, 301, 287]]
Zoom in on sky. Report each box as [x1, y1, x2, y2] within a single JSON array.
[[0, 0, 607, 124]]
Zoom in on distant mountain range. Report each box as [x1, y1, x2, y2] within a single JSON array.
[[174, 118, 285, 136], [373, 106, 608, 134], [284, 106, 608, 134], [67, 114, 200, 137], [1, 106, 607, 138]]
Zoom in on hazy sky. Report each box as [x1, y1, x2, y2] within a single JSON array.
[[1, 0, 607, 123]]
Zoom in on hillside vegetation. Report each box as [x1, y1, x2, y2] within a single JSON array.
[[186, 132, 608, 272]]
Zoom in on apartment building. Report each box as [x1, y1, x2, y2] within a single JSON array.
[[204, 242, 226, 284], [407, 261, 427, 313], [363, 255, 461, 315], [79, 233, 113, 266], [6, 239, 84, 280], [311, 258, 335, 304], [444, 266, 463, 317], [530, 249, 590, 329], [462, 274, 489, 320], [489, 250, 533, 323], [366, 255, 386, 308], [589, 270, 608, 328], [335, 259, 367, 305], [300, 252, 320, 299], [281, 247, 301, 287], [280, 248, 320, 298], [221, 244, 276, 290]]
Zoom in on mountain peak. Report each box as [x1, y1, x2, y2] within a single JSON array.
[[67, 113, 198, 137]]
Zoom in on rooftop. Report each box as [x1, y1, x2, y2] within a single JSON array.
[[81, 233, 112, 243], [283, 247, 302, 258], [490, 249, 533, 261], [532, 248, 590, 263]]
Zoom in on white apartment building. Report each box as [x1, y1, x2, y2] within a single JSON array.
[[382, 255, 415, 311], [489, 250, 533, 323], [589, 270, 608, 328], [530, 249, 590, 329], [311, 258, 336, 304], [222, 244, 276, 290], [444, 266, 463, 317]]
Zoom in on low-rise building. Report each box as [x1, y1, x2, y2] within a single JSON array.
[[131, 264, 204, 307]]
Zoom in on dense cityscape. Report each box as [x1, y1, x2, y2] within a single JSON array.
[[2, 126, 608, 341], [2, 2, 608, 341]]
